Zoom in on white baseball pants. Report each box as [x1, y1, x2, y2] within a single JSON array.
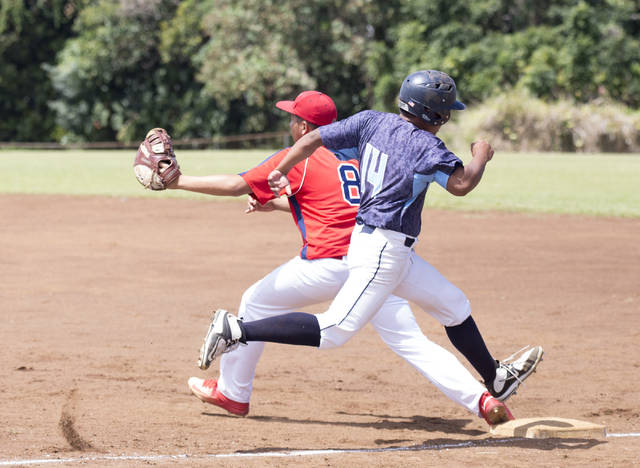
[[216, 251, 484, 415], [316, 223, 472, 340]]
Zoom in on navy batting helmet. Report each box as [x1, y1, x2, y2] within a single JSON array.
[[398, 70, 465, 126]]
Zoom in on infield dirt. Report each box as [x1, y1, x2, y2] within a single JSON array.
[[2, 194, 639, 467]]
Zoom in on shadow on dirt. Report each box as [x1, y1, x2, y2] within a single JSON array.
[[232, 436, 605, 455], [203, 410, 607, 452], [203, 411, 484, 436], [408, 436, 606, 451]]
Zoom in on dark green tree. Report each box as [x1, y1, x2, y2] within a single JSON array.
[[385, 0, 640, 107], [49, 0, 219, 143], [196, 0, 402, 132], [158, 0, 222, 138], [0, 0, 79, 141], [23, 0, 640, 143]]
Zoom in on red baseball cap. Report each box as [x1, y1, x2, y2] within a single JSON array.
[[276, 91, 337, 126]]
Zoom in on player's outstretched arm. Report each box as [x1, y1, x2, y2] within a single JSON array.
[[446, 140, 494, 196], [168, 173, 251, 197]]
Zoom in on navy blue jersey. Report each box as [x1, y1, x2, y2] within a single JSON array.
[[318, 111, 462, 237]]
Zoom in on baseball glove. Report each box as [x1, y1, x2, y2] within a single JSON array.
[[133, 128, 181, 190]]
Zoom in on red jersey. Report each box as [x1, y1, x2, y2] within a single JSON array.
[[241, 146, 361, 260]]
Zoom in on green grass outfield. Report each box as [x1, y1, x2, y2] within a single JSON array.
[[1, 149, 638, 218]]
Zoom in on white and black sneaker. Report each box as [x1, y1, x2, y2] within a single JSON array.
[[197, 309, 246, 370], [486, 345, 544, 401]]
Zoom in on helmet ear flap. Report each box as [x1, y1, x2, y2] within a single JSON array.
[[398, 98, 450, 126], [423, 108, 450, 126]]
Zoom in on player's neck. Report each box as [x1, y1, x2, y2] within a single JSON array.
[[398, 112, 440, 135]]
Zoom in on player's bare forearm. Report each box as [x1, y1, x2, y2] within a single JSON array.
[[446, 140, 494, 196], [168, 174, 250, 197], [275, 130, 323, 175], [267, 197, 290, 211], [246, 196, 290, 214], [446, 158, 487, 196]]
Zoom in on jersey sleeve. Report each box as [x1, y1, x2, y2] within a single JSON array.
[[330, 146, 359, 161], [427, 140, 463, 189], [241, 149, 288, 205], [318, 111, 373, 153], [240, 148, 307, 205]]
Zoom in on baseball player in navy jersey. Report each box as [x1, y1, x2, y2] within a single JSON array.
[[165, 90, 518, 424], [200, 71, 544, 424]]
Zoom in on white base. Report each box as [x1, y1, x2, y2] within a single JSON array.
[[490, 417, 606, 439]]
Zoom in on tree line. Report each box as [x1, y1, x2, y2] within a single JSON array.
[[2, 0, 639, 144]]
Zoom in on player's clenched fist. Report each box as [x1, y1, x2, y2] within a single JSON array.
[[470, 140, 494, 162], [267, 169, 292, 197]]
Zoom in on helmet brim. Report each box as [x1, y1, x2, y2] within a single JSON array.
[[451, 100, 466, 110]]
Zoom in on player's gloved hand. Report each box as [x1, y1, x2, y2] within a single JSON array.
[[267, 169, 292, 197], [133, 128, 181, 190]]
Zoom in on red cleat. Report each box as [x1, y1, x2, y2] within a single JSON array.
[[188, 377, 249, 416], [479, 391, 514, 426]]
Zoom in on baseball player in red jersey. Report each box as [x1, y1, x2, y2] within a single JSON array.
[[169, 91, 526, 425], [199, 75, 545, 425]]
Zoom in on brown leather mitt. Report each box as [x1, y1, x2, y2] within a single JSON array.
[[133, 128, 181, 190]]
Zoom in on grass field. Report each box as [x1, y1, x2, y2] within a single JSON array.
[[1, 149, 638, 217]]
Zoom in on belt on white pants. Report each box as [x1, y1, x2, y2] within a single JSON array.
[[357, 222, 416, 248]]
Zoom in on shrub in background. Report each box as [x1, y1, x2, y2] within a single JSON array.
[[442, 91, 640, 153]]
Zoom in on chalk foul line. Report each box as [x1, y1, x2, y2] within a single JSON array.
[[1, 433, 638, 466]]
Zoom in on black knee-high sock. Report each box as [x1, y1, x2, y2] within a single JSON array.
[[445, 316, 497, 384], [242, 312, 321, 347]]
